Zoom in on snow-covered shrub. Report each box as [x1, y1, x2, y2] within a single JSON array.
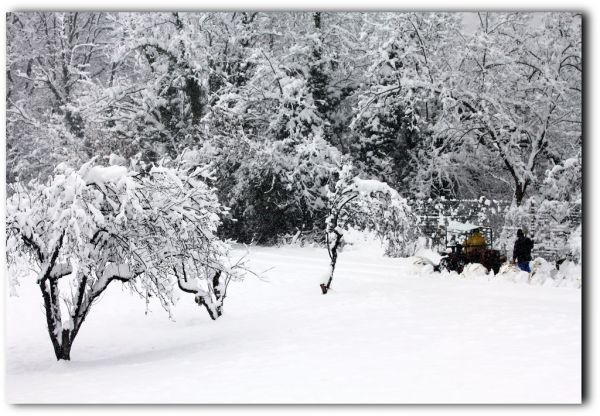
[[537, 154, 581, 264], [496, 263, 530, 285], [529, 258, 581, 288], [529, 258, 558, 286], [6, 159, 240, 360], [555, 261, 582, 289], [370, 193, 420, 258], [461, 263, 491, 281], [482, 257, 581, 289], [542, 154, 581, 204], [182, 132, 340, 245]]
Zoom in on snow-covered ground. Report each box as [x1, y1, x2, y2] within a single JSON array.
[[6, 243, 581, 404]]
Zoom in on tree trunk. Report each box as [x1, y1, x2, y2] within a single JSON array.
[[40, 274, 94, 361], [45, 323, 75, 361], [321, 230, 342, 294], [514, 181, 527, 206], [313, 12, 321, 29], [195, 295, 222, 320], [54, 330, 73, 360], [56, 346, 71, 360]]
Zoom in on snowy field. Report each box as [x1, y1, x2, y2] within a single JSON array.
[[6, 243, 581, 404]]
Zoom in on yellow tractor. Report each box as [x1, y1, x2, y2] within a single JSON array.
[[436, 221, 506, 274]]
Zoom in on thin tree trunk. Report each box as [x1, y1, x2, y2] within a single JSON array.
[[322, 230, 342, 294], [321, 194, 357, 294]]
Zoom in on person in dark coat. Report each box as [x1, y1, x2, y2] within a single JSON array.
[[512, 229, 534, 272]]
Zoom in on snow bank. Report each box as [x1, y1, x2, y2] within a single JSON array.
[[402, 256, 580, 289], [461, 263, 492, 281]]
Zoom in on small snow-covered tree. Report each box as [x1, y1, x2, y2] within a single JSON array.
[[321, 163, 416, 294], [6, 159, 240, 360]]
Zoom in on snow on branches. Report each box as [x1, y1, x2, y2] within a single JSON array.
[[321, 163, 417, 293], [6, 158, 240, 360]]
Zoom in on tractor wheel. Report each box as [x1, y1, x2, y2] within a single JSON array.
[[455, 259, 466, 274]]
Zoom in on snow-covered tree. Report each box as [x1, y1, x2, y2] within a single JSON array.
[[350, 12, 460, 191], [6, 159, 241, 360], [184, 13, 355, 243], [321, 163, 416, 294], [432, 12, 581, 205], [6, 12, 117, 183], [100, 12, 213, 162]]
